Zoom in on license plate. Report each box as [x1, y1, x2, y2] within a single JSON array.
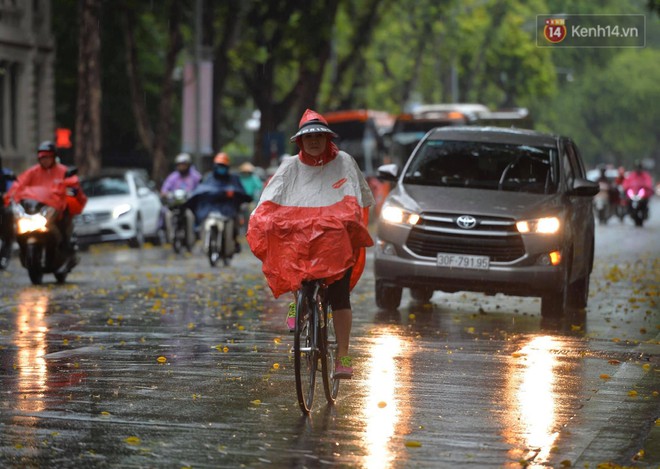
[[436, 253, 490, 270], [76, 225, 98, 235]]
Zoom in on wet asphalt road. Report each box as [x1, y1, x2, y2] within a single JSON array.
[[0, 200, 659, 469]]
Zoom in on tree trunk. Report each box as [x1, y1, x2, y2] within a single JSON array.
[[120, 7, 154, 160], [74, 0, 102, 177], [120, 1, 183, 185], [151, 1, 184, 184]]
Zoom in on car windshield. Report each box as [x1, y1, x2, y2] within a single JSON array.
[[81, 176, 130, 197], [403, 139, 558, 194]]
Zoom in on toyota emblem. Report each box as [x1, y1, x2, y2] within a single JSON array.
[[456, 215, 477, 229]]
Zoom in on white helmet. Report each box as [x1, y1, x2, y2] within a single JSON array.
[[174, 153, 192, 165]]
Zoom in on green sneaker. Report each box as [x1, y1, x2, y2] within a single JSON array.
[[334, 356, 353, 379], [286, 302, 296, 331]]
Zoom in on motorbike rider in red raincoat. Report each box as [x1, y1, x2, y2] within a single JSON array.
[[4, 141, 87, 255]]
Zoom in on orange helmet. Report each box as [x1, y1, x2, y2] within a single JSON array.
[[214, 152, 230, 165]]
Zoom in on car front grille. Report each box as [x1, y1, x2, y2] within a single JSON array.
[[406, 212, 525, 262], [76, 211, 112, 225]]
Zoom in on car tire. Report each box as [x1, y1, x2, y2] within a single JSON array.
[[568, 273, 590, 309], [410, 287, 433, 303], [541, 264, 569, 319], [128, 216, 144, 249], [375, 280, 402, 310], [54, 272, 68, 284]]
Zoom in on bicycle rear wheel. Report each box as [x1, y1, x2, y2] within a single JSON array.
[[321, 303, 340, 403], [294, 287, 317, 414]]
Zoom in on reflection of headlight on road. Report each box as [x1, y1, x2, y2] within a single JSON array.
[[380, 205, 419, 225], [112, 204, 131, 218], [516, 217, 560, 234], [17, 214, 48, 234]]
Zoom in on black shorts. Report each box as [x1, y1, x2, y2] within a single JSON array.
[[327, 268, 352, 311]]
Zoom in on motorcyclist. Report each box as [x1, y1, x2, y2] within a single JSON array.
[[596, 166, 617, 206], [237, 162, 263, 233], [0, 153, 16, 269], [186, 152, 252, 252], [160, 152, 202, 195], [160, 153, 201, 243], [4, 141, 86, 257], [623, 161, 653, 193]]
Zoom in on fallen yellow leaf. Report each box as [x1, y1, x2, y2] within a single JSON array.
[[124, 436, 141, 445], [157, 356, 167, 363], [599, 374, 611, 380], [405, 440, 422, 448]]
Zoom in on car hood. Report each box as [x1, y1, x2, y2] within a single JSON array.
[[393, 184, 564, 219], [82, 195, 134, 213]]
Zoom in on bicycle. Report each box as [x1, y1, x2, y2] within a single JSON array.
[[293, 279, 340, 414]]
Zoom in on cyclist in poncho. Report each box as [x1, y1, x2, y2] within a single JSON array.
[[247, 109, 374, 379]]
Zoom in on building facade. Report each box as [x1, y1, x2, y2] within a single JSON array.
[[0, 0, 54, 171]]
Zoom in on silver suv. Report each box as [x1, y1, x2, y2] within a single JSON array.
[[374, 127, 599, 318]]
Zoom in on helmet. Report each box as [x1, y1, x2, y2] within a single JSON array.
[[37, 140, 56, 158], [214, 152, 230, 166], [174, 153, 192, 165], [239, 162, 255, 173], [289, 109, 338, 143]]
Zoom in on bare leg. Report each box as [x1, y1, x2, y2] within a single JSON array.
[[332, 308, 352, 358]]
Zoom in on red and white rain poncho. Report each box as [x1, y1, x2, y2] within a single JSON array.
[[247, 110, 375, 298]]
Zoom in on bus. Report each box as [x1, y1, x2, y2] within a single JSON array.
[[387, 104, 533, 166], [388, 107, 472, 166], [324, 109, 396, 216], [324, 109, 395, 176]]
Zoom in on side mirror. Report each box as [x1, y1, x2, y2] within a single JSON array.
[[570, 177, 600, 197], [137, 187, 151, 198], [377, 164, 399, 182]]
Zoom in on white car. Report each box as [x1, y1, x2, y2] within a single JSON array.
[[75, 169, 164, 248]]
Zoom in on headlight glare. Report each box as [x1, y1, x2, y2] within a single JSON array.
[[516, 217, 560, 234], [381, 205, 419, 225], [17, 214, 48, 234]]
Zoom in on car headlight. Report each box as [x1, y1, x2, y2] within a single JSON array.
[[380, 204, 420, 225], [516, 217, 560, 234], [112, 203, 132, 218]]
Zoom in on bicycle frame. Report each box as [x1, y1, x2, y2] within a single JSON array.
[[293, 280, 339, 414]]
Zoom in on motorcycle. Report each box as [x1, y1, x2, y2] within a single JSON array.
[[202, 211, 236, 267], [163, 189, 195, 253], [186, 182, 251, 268], [11, 170, 84, 284], [614, 185, 627, 223], [626, 186, 651, 227], [0, 170, 17, 270], [593, 180, 612, 225]]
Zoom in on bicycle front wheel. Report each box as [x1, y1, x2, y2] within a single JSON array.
[[294, 289, 317, 414], [321, 304, 340, 403]]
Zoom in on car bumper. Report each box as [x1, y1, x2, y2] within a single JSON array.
[[74, 218, 135, 244], [374, 234, 565, 297]]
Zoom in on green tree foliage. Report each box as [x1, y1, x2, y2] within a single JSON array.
[[52, 0, 659, 175], [532, 0, 660, 168]]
